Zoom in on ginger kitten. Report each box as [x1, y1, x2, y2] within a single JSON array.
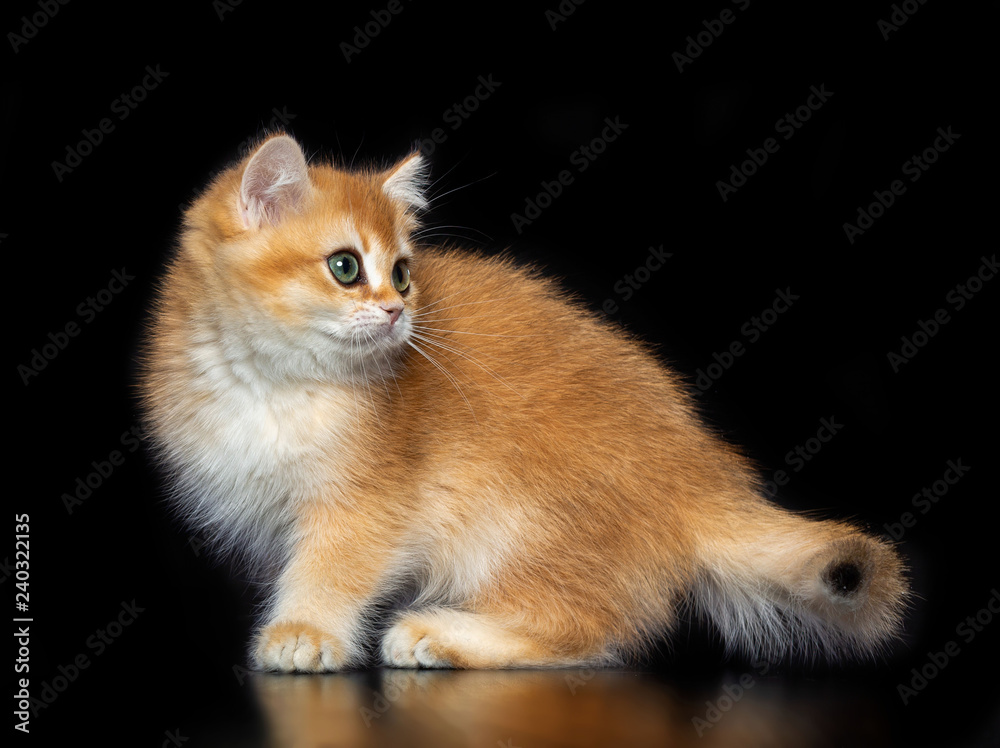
[[140, 133, 908, 671]]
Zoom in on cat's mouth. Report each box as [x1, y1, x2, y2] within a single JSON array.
[[361, 318, 409, 341]]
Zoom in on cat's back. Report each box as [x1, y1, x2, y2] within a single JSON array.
[[396, 246, 715, 479], [406, 246, 684, 404]]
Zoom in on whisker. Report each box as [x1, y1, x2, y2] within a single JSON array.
[[355, 329, 381, 427], [375, 336, 403, 402], [412, 224, 490, 239], [426, 171, 498, 208], [409, 285, 487, 314], [411, 325, 541, 339], [363, 327, 394, 404], [400, 315, 475, 324], [351, 330, 361, 422], [409, 296, 522, 318], [412, 226, 493, 245], [405, 340, 477, 422], [407, 326, 530, 371], [412, 232, 488, 246], [424, 160, 465, 197], [408, 331, 523, 399]]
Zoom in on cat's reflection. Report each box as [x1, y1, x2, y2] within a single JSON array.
[[248, 668, 864, 748]]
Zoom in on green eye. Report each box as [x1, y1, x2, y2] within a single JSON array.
[[392, 262, 410, 293], [328, 252, 360, 284]]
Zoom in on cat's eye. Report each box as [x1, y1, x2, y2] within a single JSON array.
[[392, 262, 410, 293], [328, 252, 360, 284]]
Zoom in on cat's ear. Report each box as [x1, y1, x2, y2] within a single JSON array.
[[382, 152, 429, 212], [238, 135, 310, 230]]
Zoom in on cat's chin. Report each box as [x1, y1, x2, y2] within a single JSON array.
[[320, 324, 410, 359]]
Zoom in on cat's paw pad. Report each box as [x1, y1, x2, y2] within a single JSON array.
[[381, 615, 455, 668], [253, 621, 344, 672]]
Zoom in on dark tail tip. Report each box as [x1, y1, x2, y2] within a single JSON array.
[[805, 533, 909, 657], [825, 561, 864, 597]]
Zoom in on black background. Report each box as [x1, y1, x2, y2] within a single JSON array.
[[5, 1, 997, 746]]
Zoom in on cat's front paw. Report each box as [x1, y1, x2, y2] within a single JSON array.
[[253, 621, 345, 672]]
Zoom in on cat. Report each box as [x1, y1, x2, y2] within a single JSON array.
[[140, 132, 908, 671]]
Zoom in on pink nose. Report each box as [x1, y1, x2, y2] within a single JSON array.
[[380, 303, 403, 326]]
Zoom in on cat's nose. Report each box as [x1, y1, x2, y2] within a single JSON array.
[[380, 302, 404, 326]]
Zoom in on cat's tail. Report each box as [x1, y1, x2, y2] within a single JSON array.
[[688, 498, 909, 662]]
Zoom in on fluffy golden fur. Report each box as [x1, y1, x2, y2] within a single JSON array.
[[140, 133, 908, 671]]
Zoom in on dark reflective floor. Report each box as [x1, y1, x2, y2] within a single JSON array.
[[240, 668, 893, 748]]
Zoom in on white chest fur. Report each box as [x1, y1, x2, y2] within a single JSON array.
[[157, 357, 357, 559]]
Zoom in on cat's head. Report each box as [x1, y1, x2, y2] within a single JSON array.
[[183, 133, 429, 384]]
